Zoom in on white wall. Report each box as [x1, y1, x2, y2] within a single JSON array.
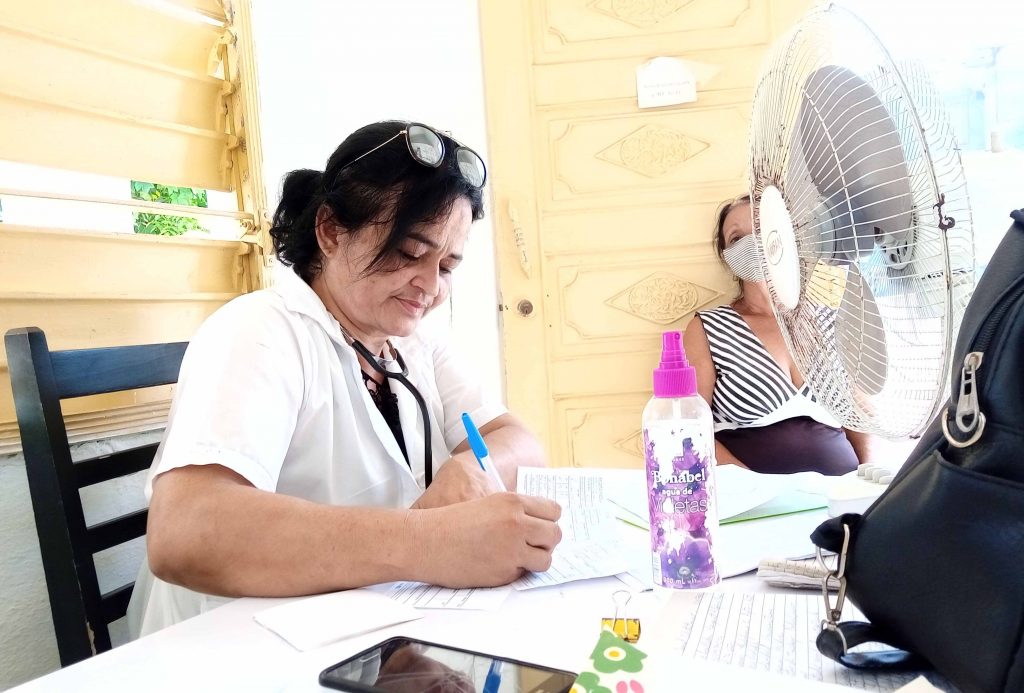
[[251, 0, 504, 399]]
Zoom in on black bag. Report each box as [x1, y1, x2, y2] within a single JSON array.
[[811, 209, 1024, 693]]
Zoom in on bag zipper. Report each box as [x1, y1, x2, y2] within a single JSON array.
[[946, 280, 1024, 446], [969, 281, 1024, 355], [952, 352, 983, 436]]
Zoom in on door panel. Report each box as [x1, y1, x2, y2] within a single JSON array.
[[558, 397, 651, 469], [534, 46, 768, 107], [535, 0, 771, 60], [547, 256, 727, 358], [481, 0, 813, 467], [545, 105, 750, 202]]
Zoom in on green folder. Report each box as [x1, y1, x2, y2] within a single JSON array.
[[720, 490, 826, 524], [611, 490, 826, 530]]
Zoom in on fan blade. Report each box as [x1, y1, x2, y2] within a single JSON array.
[[836, 264, 888, 396], [797, 65, 915, 260]]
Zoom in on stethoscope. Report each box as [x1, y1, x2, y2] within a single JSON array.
[[346, 335, 434, 487]]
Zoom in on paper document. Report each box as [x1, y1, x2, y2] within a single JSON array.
[[723, 490, 825, 524], [717, 509, 824, 577], [895, 678, 949, 693], [615, 569, 654, 592], [716, 464, 792, 519], [756, 557, 836, 591], [253, 589, 421, 652], [603, 473, 648, 529], [607, 497, 649, 530], [605, 467, 828, 529], [598, 470, 824, 578], [512, 540, 626, 590], [381, 582, 512, 610], [662, 592, 953, 691], [515, 468, 626, 588], [518, 467, 610, 542]]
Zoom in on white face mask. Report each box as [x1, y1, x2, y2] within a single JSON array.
[[722, 235, 764, 282]]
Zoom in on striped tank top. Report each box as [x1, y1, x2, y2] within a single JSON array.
[[696, 305, 840, 432]]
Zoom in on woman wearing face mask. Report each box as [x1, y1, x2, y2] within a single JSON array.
[[129, 121, 562, 636], [682, 195, 871, 474]]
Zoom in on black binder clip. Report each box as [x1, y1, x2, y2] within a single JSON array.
[[600, 590, 641, 643]]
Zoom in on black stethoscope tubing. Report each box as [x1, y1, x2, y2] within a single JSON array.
[[348, 338, 433, 487]]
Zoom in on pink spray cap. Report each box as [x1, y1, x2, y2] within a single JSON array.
[[653, 330, 697, 398]]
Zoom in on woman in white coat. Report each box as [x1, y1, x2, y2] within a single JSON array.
[[130, 121, 561, 635]]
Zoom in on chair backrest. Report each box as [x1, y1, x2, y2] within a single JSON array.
[[4, 326, 187, 667]]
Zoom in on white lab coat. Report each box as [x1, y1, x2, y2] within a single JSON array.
[[128, 267, 505, 636]]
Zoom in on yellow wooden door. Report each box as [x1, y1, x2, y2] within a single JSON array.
[[480, 0, 814, 468]]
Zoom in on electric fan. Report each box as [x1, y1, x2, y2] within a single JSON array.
[[749, 3, 975, 439]]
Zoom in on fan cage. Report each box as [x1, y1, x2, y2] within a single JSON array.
[[748, 5, 974, 439]]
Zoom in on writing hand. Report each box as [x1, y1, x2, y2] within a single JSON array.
[[411, 454, 500, 509], [411, 493, 563, 587]]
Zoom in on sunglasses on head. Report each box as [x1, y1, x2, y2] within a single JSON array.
[[339, 123, 487, 189]]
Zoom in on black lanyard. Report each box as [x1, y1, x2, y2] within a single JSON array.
[[348, 338, 433, 487]]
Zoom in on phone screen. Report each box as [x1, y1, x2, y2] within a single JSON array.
[[319, 637, 578, 693]]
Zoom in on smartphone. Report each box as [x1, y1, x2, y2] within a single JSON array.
[[318, 636, 578, 693]]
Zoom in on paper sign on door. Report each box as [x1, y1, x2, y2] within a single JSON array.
[[636, 57, 697, 109]]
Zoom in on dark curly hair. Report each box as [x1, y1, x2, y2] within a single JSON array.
[[269, 121, 485, 283]]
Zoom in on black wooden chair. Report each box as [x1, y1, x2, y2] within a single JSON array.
[[4, 326, 187, 667]]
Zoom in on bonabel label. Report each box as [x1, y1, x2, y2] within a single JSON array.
[[643, 423, 720, 589]]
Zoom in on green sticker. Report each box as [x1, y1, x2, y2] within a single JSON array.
[[588, 630, 647, 674], [569, 671, 613, 693]]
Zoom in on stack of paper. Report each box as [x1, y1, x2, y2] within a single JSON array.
[[604, 465, 828, 529], [653, 591, 954, 691], [756, 557, 835, 590], [602, 467, 831, 578], [377, 581, 513, 610], [511, 540, 626, 590], [516, 468, 628, 588], [253, 589, 421, 651]]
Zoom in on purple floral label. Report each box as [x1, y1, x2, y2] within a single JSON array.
[[644, 423, 719, 589]]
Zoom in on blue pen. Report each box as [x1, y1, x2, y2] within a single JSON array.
[[482, 660, 503, 693], [461, 412, 507, 492]]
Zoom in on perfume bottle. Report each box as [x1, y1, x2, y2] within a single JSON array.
[[643, 330, 720, 589]]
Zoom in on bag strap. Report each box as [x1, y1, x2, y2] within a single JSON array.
[[816, 621, 930, 672], [811, 515, 931, 673]]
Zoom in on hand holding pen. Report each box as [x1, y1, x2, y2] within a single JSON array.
[[461, 412, 508, 493], [410, 413, 506, 509]]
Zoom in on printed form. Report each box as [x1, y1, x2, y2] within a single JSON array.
[[381, 582, 512, 611], [515, 468, 627, 589], [517, 467, 608, 542], [511, 540, 625, 590], [662, 592, 953, 692]]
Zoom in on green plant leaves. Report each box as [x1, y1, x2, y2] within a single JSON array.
[[130, 181, 209, 236]]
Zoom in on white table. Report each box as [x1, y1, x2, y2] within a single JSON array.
[[12, 477, 854, 693]]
